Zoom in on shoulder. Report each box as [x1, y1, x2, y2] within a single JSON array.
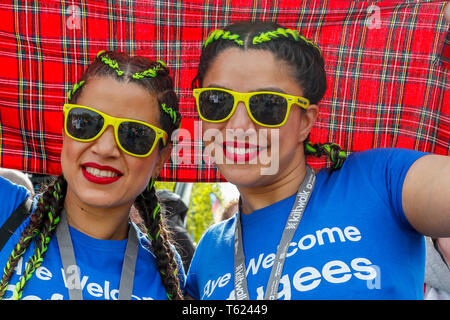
[[199, 215, 237, 248], [315, 148, 429, 232], [344, 148, 428, 168], [317, 147, 428, 194], [189, 215, 236, 267], [0, 176, 31, 225], [318, 148, 428, 182], [185, 216, 236, 299], [0, 175, 30, 197]]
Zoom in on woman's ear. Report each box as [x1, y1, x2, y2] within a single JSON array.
[[152, 142, 173, 176], [298, 104, 319, 143]]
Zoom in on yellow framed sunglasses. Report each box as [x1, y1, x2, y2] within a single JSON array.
[[192, 88, 310, 128], [63, 104, 168, 157]]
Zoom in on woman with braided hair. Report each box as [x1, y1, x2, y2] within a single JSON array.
[[0, 51, 184, 300], [186, 21, 450, 299]]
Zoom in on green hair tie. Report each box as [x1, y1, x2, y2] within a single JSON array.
[[148, 178, 155, 191], [47, 211, 60, 226], [132, 61, 166, 79], [156, 60, 167, 68], [161, 103, 178, 125], [305, 141, 347, 169], [99, 54, 124, 76], [152, 203, 160, 220], [147, 228, 160, 242], [140, 178, 155, 200], [203, 29, 243, 47], [305, 141, 317, 154], [67, 80, 85, 101], [96, 50, 106, 57], [252, 27, 322, 54]]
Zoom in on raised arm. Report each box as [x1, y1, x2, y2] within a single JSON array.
[[402, 154, 450, 237]]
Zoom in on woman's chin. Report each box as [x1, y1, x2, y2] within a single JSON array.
[[216, 162, 279, 189]]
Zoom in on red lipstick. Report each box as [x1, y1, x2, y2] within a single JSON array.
[[81, 162, 123, 185]]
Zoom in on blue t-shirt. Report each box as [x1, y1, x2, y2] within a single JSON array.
[[186, 148, 428, 300], [0, 177, 185, 300]]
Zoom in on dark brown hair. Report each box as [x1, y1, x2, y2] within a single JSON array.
[[0, 51, 183, 300], [193, 21, 347, 169]]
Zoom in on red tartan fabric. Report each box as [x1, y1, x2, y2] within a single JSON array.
[[0, 0, 448, 182]]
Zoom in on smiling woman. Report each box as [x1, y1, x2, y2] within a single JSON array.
[[61, 77, 167, 213], [0, 51, 185, 300], [186, 21, 450, 300]]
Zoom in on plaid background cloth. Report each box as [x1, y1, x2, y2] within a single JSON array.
[[0, 0, 448, 182]]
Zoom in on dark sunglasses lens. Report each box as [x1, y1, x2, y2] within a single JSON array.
[[198, 90, 234, 121], [118, 122, 156, 155], [66, 107, 104, 139], [249, 94, 288, 126]]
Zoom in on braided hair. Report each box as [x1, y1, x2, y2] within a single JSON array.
[[69, 51, 181, 133], [134, 179, 182, 299], [0, 51, 183, 300], [72, 51, 183, 299], [193, 21, 347, 169], [0, 175, 67, 299]]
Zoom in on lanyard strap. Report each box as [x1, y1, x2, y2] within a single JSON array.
[[234, 165, 316, 300], [56, 209, 139, 300]]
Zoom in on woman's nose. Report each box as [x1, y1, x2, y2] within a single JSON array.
[[89, 126, 121, 158], [226, 101, 256, 131]]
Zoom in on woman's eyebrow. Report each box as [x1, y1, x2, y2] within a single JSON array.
[[206, 84, 287, 94], [252, 87, 287, 94], [206, 83, 228, 89]]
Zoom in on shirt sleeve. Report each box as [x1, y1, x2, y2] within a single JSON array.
[[184, 242, 200, 299], [0, 176, 30, 227], [350, 148, 428, 232]]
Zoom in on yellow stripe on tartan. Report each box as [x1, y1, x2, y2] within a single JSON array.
[[108, 1, 114, 50], [311, 0, 329, 49], [328, 1, 356, 148], [271, 0, 280, 23], [34, 0, 48, 173], [129, 0, 134, 55], [251, 0, 258, 21], [81, 1, 89, 69], [155, 0, 161, 59], [13, 0, 26, 170], [415, 3, 446, 153], [346, 8, 369, 151], [374, 3, 399, 148], [173, 0, 183, 100], [222, 0, 231, 27], [391, 5, 418, 148]]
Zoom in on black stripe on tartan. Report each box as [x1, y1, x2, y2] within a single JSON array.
[[340, 4, 370, 152], [415, 10, 449, 153], [327, 1, 358, 147], [30, 0, 48, 172], [172, 0, 184, 115], [372, 4, 404, 147], [127, 0, 135, 55], [12, 0, 29, 172]]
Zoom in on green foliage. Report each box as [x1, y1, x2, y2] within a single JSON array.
[[155, 181, 176, 192], [187, 183, 222, 244], [154, 182, 223, 245]]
